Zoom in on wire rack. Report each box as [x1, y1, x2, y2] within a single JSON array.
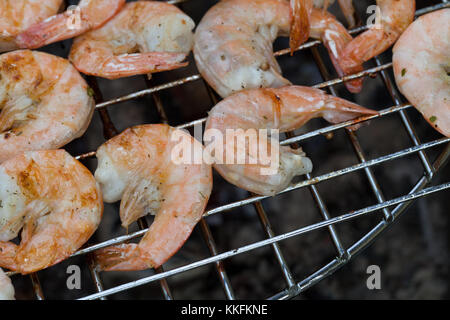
[[6, 0, 450, 300]]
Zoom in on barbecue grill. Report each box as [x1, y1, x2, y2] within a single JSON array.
[[6, 0, 450, 300]]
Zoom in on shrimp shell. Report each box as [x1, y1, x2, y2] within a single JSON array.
[[0, 150, 103, 274], [393, 9, 449, 137], [0, 50, 95, 163], [94, 124, 213, 271]]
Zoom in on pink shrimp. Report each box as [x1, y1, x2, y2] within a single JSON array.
[[0, 268, 14, 300], [94, 124, 213, 271], [290, 0, 314, 54], [0, 150, 103, 274], [69, 1, 195, 80], [336, 0, 356, 28], [0, 50, 95, 163], [314, 0, 356, 28], [204, 86, 377, 195]]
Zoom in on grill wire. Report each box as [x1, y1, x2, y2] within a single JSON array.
[[6, 0, 450, 300]]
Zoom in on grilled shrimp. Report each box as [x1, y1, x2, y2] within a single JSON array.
[[339, 0, 416, 92], [0, 268, 14, 300], [0, 150, 103, 274], [204, 86, 377, 196], [15, 0, 125, 50], [393, 9, 449, 137], [193, 0, 363, 98], [0, 50, 95, 163], [69, 1, 195, 80], [94, 124, 212, 271]]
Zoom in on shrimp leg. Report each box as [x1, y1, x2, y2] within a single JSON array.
[[0, 242, 17, 271]]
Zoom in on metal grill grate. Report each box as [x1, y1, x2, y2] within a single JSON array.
[[6, 0, 450, 300]]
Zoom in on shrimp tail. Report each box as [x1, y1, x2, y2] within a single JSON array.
[[289, 0, 313, 54], [0, 268, 15, 300], [16, 13, 90, 49], [95, 243, 152, 271], [92, 52, 189, 80], [321, 95, 378, 124]]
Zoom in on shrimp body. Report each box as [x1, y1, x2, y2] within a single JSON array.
[[339, 0, 416, 91], [194, 0, 362, 98], [0, 0, 63, 52], [205, 86, 377, 195], [0, 150, 103, 274], [393, 9, 450, 137], [0, 50, 95, 163], [94, 124, 212, 271], [69, 1, 195, 79], [15, 0, 125, 50], [0, 268, 14, 300]]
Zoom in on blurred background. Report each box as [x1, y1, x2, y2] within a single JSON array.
[[8, 0, 449, 300]]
